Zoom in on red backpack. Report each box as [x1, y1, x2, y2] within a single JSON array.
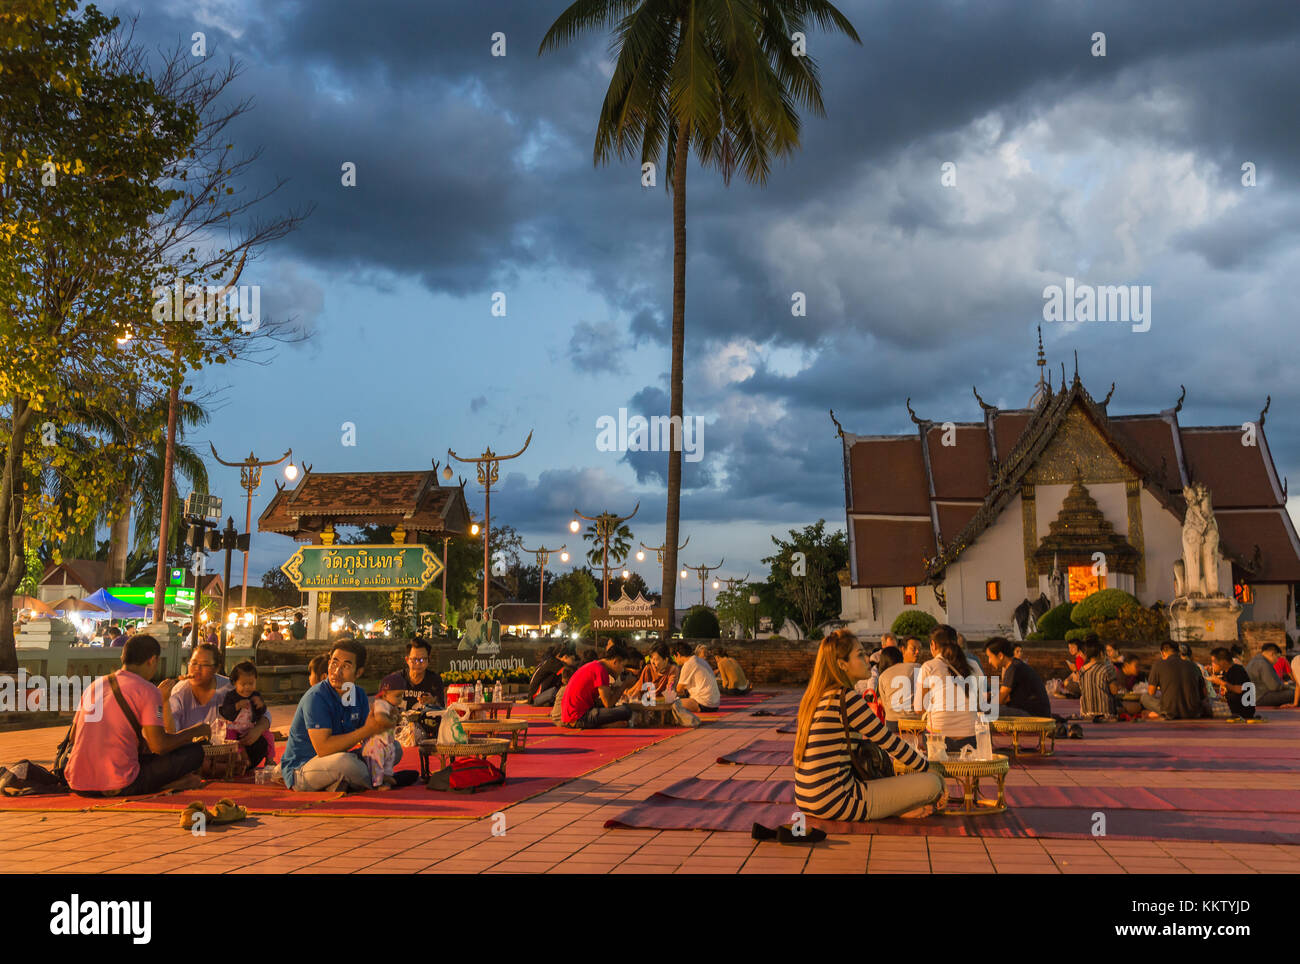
[[427, 757, 505, 793]]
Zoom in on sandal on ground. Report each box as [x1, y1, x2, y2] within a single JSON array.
[[751, 822, 778, 841], [778, 824, 827, 844], [1067, 724, 1084, 739], [178, 801, 213, 830], [211, 798, 248, 824]]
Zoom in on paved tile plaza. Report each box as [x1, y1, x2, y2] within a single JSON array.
[[1, 689, 1297, 875]]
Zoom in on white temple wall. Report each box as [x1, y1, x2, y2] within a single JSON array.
[[841, 585, 944, 639], [946, 495, 1028, 635]]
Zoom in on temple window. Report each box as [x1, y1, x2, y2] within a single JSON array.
[[1234, 583, 1254, 604], [985, 581, 1000, 602], [903, 585, 918, 605]]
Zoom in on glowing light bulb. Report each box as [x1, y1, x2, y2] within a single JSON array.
[[636, 550, 645, 562], [569, 520, 580, 533], [284, 461, 299, 481], [560, 551, 569, 563], [470, 523, 480, 536]]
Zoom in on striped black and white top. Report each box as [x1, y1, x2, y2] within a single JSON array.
[[794, 687, 929, 821]]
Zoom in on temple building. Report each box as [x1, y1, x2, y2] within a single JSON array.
[[836, 340, 1300, 640]]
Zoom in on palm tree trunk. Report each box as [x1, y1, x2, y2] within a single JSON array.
[[106, 483, 133, 584], [661, 120, 688, 637], [152, 357, 180, 623]]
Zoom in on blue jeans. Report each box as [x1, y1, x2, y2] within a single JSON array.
[[576, 704, 633, 728]]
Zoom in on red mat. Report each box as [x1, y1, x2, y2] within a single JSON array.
[[603, 793, 1300, 843], [652, 777, 1300, 815], [298, 725, 681, 818]]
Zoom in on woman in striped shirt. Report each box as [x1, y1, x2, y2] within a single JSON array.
[[794, 630, 946, 821]]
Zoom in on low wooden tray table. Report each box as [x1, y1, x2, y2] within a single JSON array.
[[460, 719, 529, 750], [928, 754, 1010, 815], [629, 700, 677, 727], [990, 716, 1056, 757], [417, 737, 511, 781], [453, 701, 515, 721], [202, 743, 243, 779]]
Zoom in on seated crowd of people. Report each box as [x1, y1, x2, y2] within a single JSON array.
[[61, 632, 754, 797]]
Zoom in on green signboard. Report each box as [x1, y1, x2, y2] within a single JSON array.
[[107, 587, 196, 611], [281, 544, 443, 592]]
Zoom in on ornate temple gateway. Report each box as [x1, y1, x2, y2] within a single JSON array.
[[835, 344, 1300, 640]]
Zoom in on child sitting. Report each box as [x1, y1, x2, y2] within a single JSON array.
[[218, 661, 275, 769], [550, 666, 576, 725], [362, 681, 405, 789], [308, 654, 328, 687]]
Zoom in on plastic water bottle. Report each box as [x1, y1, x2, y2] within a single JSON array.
[[975, 713, 993, 761], [492, 679, 503, 703], [474, 679, 484, 703]]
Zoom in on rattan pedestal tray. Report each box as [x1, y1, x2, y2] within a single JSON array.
[[928, 754, 1010, 815], [990, 716, 1056, 756], [460, 719, 529, 750], [417, 737, 511, 781]]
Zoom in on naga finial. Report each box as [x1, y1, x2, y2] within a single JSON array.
[[1259, 394, 1271, 428], [829, 409, 846, 439]]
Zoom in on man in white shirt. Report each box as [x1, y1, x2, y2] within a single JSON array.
[[671, 642, 721, 713]]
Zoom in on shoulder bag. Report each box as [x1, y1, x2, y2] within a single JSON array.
[[839, 689, 894, 782]]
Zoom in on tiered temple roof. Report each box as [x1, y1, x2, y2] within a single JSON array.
[[838, 358, 1300, 588], [258, 466, 471, 542]]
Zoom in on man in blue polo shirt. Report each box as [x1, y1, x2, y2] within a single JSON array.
[[280, 639, 395, 792]]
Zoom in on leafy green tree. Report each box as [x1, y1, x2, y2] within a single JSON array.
[[540, 0, 860, 629], [549, 569, 598, 633], [0, 1, 196, 670], [761, 519, 848, 636]]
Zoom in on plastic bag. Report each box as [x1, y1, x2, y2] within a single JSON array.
[[672, 701, 701, 728], [925, 733, 948, 761], [959, 743, 977, 761], [438, 709, 468, 745]]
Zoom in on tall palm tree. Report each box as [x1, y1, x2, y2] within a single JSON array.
[[582, 514, 634, 568], [540, 0, 860, 624], [51, 385, 209, 583]]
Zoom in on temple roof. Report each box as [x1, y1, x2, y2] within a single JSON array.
[[258, 468, 471, 541], [840, 371, 1300, 586]]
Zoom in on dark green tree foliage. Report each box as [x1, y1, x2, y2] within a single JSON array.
[[761, 520, 848, 636], [682, 605, 720, 639]]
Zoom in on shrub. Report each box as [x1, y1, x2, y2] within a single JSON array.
[[1025, 631, 1045, 641], [1064, 627, 1090, 643], [1071, 588, 1141, 627], [682, 606, 721, 639], [890, 610, 938, 638], [1035, 602, 1076, 640], [1091, 603, 1170, 643]]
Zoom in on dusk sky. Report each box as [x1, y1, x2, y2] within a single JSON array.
[[117, 0, 1300, 602]]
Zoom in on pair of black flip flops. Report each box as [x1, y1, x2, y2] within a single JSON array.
[[751, 821, 827, 844]]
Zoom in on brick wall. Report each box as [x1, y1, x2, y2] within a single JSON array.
[[254, 635, 1232, 688], [1241, 622, 1286, 657]]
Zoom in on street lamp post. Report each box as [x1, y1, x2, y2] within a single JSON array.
[[210, 444, 297, 611], [447, 432, 533, 614], [748, 593, 761, 639], [682, 558, 724, 607], [571, 504, 639, 607], [520, 543, 568, 632]]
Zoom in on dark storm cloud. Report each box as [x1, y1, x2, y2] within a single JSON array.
[[126, 0, 1300, 533]]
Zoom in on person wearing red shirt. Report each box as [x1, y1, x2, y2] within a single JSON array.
[[560, 645, 634, 728]]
